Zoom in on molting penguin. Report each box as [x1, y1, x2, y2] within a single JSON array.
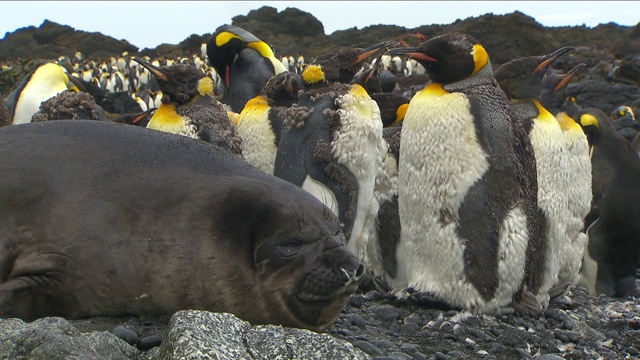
[[133, 58, 242, 156], [3, 63, 84, 125], [236, 71, 303, 173], [363, 122, 406, 293], [207, 25, 287, 113], [574, 108, 640, 298], [494, 46, 575, 307], [274, 83, 386, 258], [387, 33, 541, 315]]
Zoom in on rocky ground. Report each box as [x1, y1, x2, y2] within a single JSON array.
[[45, 280, 637, 360]]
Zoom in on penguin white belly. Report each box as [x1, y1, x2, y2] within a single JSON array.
[[528, 118, 569, 306], [578, 221, 599, 295], [13, 80, 67, 125], [559, 129, 592, 286], [237, 99, 277, 174], [302, 176, 339, 216], [398, 88, 528, 313], [332, 85, 386, 256]]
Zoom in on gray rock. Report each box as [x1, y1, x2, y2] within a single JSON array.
[[158, 310, 369, 360], [0, 317, 138, 360]]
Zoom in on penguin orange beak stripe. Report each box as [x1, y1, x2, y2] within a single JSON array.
[[387, 47, 437, 62], [353, 40, 402, 65], [554, 63, 586, 92], [133, 58, 170, 82], [533, 46, 575, 74]]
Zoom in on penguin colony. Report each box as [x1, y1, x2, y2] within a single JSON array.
[[1, 24, 639, 316]]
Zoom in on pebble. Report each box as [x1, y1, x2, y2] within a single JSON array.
[[137, 335, 163, 351], [349, 294, 365, 308], [353, 340, 382, 356], [414, 352, 427, 360], [628, 347, 639, 355], [374, 305, 402, 321], [112, 325, 137, 345], [535, 355, 565, 360], [516, 348, 533, 359], [434, 351, 448, 360]]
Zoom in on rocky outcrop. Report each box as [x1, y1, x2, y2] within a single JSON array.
[[0, 311, 368, 360], [158, 311, 368, 360], [0, 20, 138, 62], [0, 317, 138, 360]]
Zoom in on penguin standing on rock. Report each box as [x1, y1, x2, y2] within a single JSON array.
[[573, 108, 640, 298], [494, 46, 576, 307], [206, 25, 287, 113], [387, 33, 542, 315], [133, 58, 242, 156], [3, 63, 86, 125]]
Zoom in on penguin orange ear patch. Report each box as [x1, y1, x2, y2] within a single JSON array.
[[216, 32, 243, 47], [197, 77, 214, 96], [471, 44, 489, 75], [579, 114, 599, 128]]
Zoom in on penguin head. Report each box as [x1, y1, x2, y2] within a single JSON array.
[[495, 46, 574, 101], [261, 71, 304, 107], [133, 58, 212, 105], [610, 105, 636, 123], [387, 33, 490, 84], [574, 108, 609, 147], [207, 25, 284, 89], [311, 40, 400, 84]]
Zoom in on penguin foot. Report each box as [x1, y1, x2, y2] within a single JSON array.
[[548, 283, 571, 300], [405, 289, 457, 311], [512, 289, 543, 317]]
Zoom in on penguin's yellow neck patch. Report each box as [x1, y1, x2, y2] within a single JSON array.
[[395, 103, 408, 125], [471, 44, 489, 76], [579, 113, 599, 128], [302, 65, 326, 84], [242, 95, 269, 113], [216, 32, 242, 47], [147, 103, 185, 132], [247, 41, 276, 60], [533, 100, 556, 124], [227, 111, 240, 125], [555, 111, 582, 132], [349, 84, 372, 118], [419, 83, 449, 98], [197, 77, 214, 96]]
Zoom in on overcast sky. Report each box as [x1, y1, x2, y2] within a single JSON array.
[[1, 1, 638, 50]]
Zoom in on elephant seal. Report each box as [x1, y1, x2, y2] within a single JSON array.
[[0, 120, 364, 332]]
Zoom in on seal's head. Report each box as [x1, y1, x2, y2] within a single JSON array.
[[216, 178, 364, 332]]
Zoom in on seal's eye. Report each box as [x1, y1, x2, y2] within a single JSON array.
[[277, 238, 303, 257]]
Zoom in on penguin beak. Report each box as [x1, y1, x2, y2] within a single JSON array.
[[66, 74, 87, 93], [554, 63, 586, 92], [133, 58, 170, 82], [387, 47, 438, 62], [533, 46, 575, 74], [131, 107, 157, 125], [354, 40, 402, 65]]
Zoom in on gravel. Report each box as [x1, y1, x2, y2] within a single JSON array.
[[71, 281, 639, 359]]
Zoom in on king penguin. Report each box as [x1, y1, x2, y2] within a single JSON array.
[[494, 46, 575, 307], [387, 33, 542, 315], [539, 63, 593, 294], [133, 58, 242, 156], [3, 63, 84, 125], [235, 71, 303, 174], [273, 82, 386, 258], [573, 108, 640, 298], [206, 25, 287, 113]]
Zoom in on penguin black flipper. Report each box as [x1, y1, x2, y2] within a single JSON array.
[[452, 86, 523, 301]]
